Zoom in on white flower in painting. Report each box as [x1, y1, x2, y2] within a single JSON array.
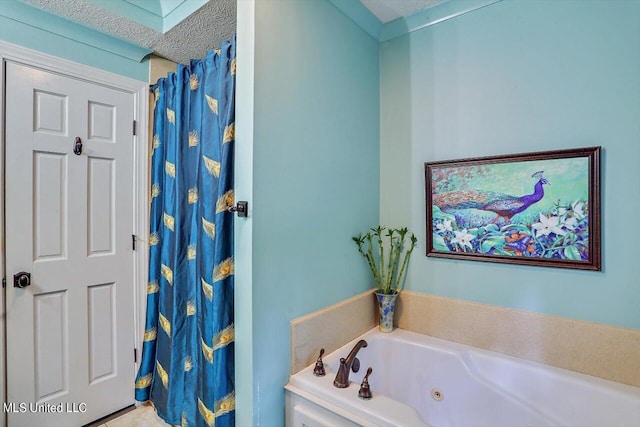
[[556, 207, 567, 216], [572, 200, 585, 220], [436, 219, 453, 234], [562, 216, 578, 230], [451, 229, 475, 249], [532, 213, 566, 237]]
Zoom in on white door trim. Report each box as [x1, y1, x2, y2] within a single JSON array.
[[0, 40, 149, 427]]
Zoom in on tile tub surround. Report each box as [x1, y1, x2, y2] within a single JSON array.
[[290, 289, 640, 387], [290, 289, 376, 375], [395, 291, 640, 387]]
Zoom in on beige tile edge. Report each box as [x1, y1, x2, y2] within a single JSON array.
[[290, 289, 376, 375], [149, 55, 177, 84], [396, 291, 640, 387]]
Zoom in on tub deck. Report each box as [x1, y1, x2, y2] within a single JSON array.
[[287, 328, 640, 427]]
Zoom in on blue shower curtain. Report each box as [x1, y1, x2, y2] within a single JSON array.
[[135, 37, 236, 427]]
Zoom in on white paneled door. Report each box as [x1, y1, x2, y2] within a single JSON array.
[[5, 62, 136, 427]]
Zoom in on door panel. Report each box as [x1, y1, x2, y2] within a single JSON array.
[[33, 152, 68, 260], [34, 89, 68, 135], [87, 282, 116, 383], [33, 290, 68, 401], [5, 61, 136, 427], [88, 157, 115, 255]]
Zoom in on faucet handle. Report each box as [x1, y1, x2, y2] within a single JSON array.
[[358, 367, 373, 400], [351, 357, 360, 373], [313, 348, 325, 377]]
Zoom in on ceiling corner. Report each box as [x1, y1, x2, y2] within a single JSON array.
[[328, 0, 383, 41]]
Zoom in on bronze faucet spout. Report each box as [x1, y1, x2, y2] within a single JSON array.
[[333, 339, 367, 388]]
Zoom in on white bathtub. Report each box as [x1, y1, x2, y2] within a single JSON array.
[[285, 328, 640, 427]]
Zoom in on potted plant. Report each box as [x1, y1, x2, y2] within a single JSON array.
[[353, 226, 417, 332]]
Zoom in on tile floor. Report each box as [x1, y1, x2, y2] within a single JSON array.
[[92, 405, 170, 427]]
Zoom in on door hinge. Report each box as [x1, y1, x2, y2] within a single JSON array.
[[2, 277, 5, 288], [133, 120, 137, 136], [132, 234, 137, 251], [134, 348, 138, 363]]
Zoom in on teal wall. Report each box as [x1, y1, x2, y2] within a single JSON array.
[[236, 0, 380, 425], [380, 0, 640, 329], [0, 0, 149, 81]]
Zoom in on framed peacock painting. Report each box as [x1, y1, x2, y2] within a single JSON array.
[[425, 146, 601, 270]]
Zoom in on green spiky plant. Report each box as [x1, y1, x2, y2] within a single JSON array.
[[352, 226, 417, 295]]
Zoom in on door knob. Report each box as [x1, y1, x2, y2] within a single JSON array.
[[13, 272, 31, 288]]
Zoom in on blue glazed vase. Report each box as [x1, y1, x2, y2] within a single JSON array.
[[375, 291, 398, 333]]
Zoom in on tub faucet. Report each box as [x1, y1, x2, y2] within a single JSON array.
[[333, 339, 368, 388]]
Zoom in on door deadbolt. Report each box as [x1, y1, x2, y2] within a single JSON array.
[[73, 137, 83, 155], [13, 272, 31, 288]]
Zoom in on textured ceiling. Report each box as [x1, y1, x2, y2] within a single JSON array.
[[360, 0, 445, 23], [23, 0, 446, 64], [23, 0, 236, 64]]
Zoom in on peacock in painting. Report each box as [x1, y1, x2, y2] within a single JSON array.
[[433, 171, 549, 225], [430, 163, 591, 262]]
